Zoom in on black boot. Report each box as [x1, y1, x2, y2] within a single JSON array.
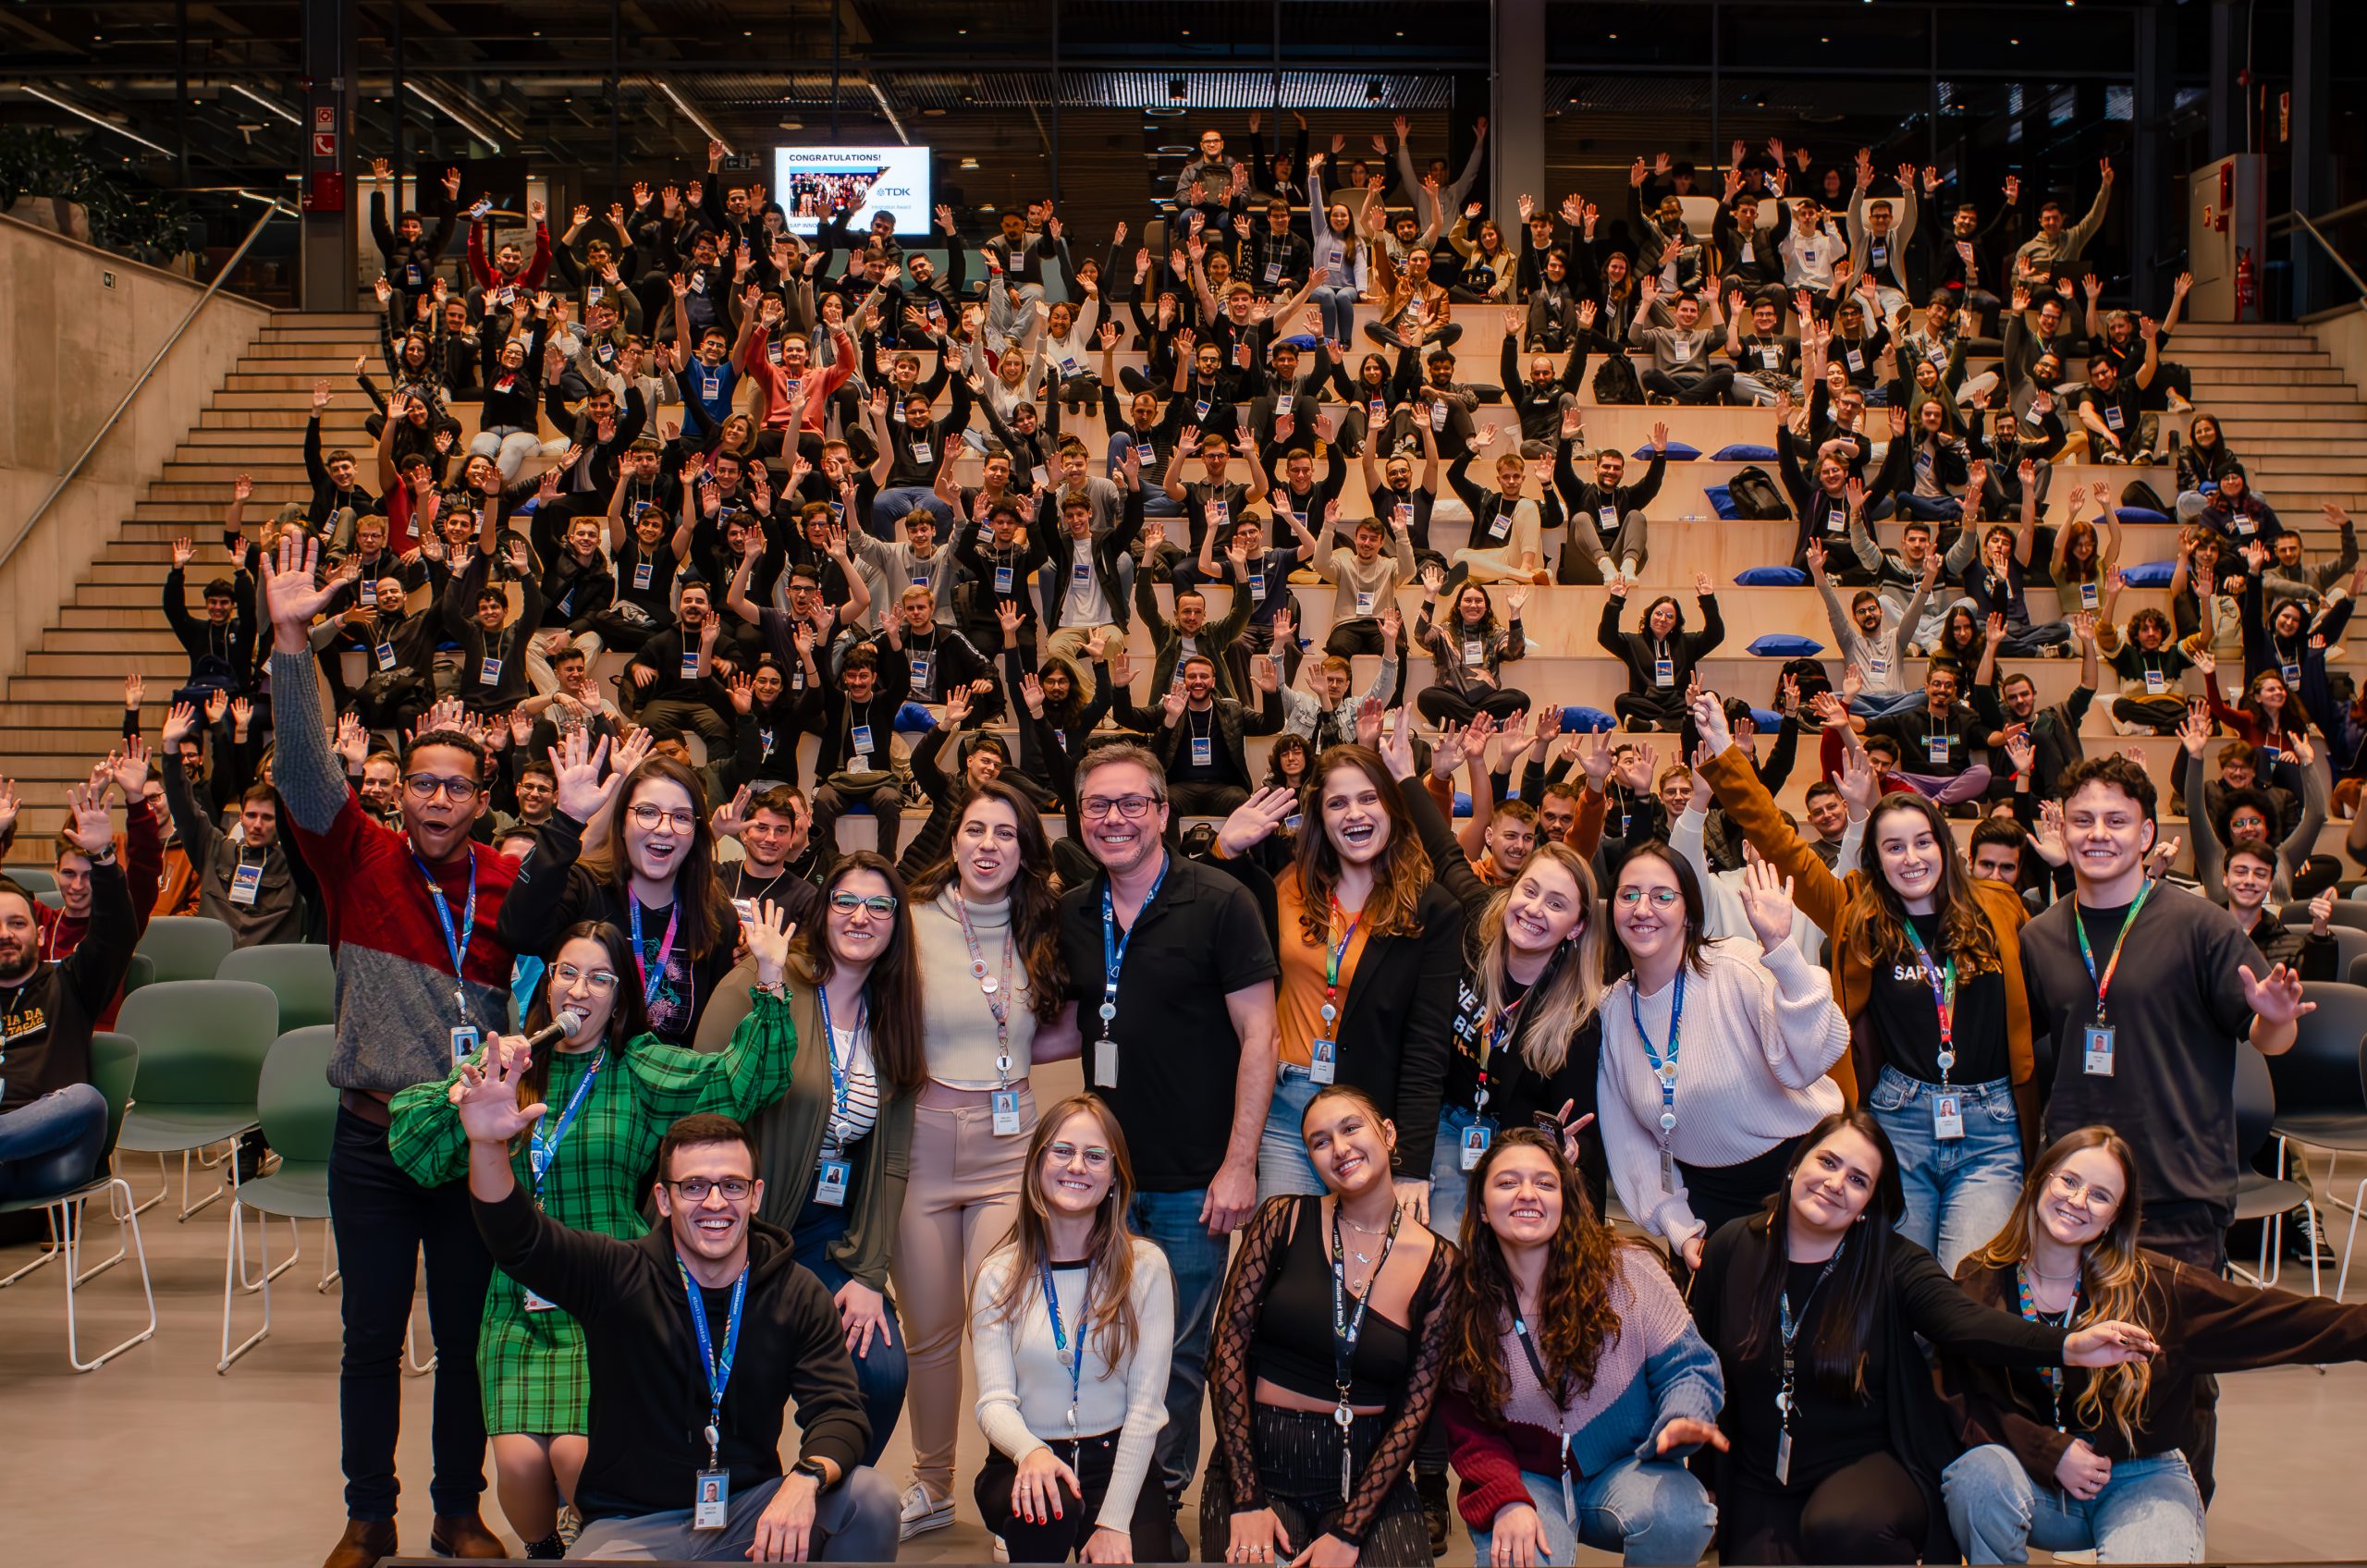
[[521, 1533, 566, 1560]]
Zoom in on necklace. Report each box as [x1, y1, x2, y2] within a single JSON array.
[[2026, 1260, 2081, 1283]]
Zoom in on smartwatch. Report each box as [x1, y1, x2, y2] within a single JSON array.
[[791, 1456, 837, 1491]]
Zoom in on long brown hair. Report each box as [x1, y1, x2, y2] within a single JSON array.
[[518, 920, 651, 1112], [1735, 1109, 1905, 1402], [790, 851, 926, 1096], [906, 778, 1069, 1024], [1968, 1126, 2154, 1444], [1851, 793, 2002, 978], [1465, 843, 1605, 1077], [581, 754, 734, 962], [1443, 1129, 1625, 1424], [984, 1094, 1146, 1370], [1290, 746, 1431, 948]]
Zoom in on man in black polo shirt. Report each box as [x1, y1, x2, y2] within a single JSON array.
[[461, 1084, 898, 1562], [1852, 659, 1989, 800], [1057, 744, 1278, 1548]]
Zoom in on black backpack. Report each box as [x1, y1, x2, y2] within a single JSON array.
[[2118, 479, 2168, 514], [1727, 465, 1789, 520], [1592, 352, 1643, 406], [1780, 656, 1834, 705]]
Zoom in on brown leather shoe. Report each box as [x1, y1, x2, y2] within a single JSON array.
[[428, 1511, 509, 1559], [321, 1517, 398, 1568]]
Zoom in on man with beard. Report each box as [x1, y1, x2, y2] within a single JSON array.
[[0, 776, 135, 1203], [160, 700, 302, 948]]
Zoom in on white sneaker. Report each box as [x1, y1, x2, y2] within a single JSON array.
[[900, 1482, 954, 1541]]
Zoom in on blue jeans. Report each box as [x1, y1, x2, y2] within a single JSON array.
[[871, 484, 950, 541], [1467, 1459, 1718, 1568], [791, 1206, 910, 1469], [1894, 491, 1966, 522], [1944, 1444, 2205, 1563], [0, 1083, 108, 1202], [1851, 687, 1935, 720], [1257, 1068, 1326, 1202], [1312, 286, 1362, 345], [1866, 1066, 2025, 1273], [1128, 1186, 1232, 1505], [1428, 1105, 1489, 1242]]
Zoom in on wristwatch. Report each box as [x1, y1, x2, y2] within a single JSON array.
[[791, 1456, 837, 1491]]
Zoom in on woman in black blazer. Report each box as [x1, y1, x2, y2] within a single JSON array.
[[1596, 572, 1724, 732], [1203, 742, 1465, 1219]]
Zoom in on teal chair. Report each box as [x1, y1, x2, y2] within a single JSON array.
[[113, 979, 279, 1221], [220, 1026, 338, 1370], [6, 865, 57, 897], [0, 1035, 157, 1370], [216, 943, 337, 1032], [120, 951, 155, 998], [135, 915, 235, 984]]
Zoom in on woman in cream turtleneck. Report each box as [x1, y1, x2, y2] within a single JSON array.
[[892, 777, 1085, 1540]]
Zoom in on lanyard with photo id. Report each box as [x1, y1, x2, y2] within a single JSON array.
[[414, 852, 481, 1062], [1095, 857, 1170, 1090], [815, 984, 865, 1204], [1310, 897, 1361, 1085], [1631, 972, 1686, 1190], [519, 1050, 607, 1310], [1039, 1258, 1089, 1465], [1774, 1242, 1845, 1486], [1512, 1313, 1577, 1524], [1463, 990, 1533, 1170], [1900, 922, 1964, 1139], [677, 1256, 748, 1528], [954, 897, 1024, 1135], [2076, 880, 2154, 1077]]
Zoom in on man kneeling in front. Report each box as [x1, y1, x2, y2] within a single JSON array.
[[460, 1057, 900, 1562]]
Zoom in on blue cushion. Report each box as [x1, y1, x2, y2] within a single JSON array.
[[1747, 633, 1825, 658], [1711, 443, 1780, 461], [1750, 707, 1784, 731], [894, 702, 938, 731], [1637, 441, 1702, 460], [1453, 791, 1473, 818], [2119, 559, 2177, 587], [1734, 567, 1809, 587], [2114, 507, 2170, 529], [1559, 705, 1617, 734], [1705, 484, 1740, 521]]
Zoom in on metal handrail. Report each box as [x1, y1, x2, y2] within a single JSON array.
[[2284, 209, 2367, 303], [0, 197, 293, 573]]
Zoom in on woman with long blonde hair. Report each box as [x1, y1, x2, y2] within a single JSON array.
[[970, 1094, 1175, 1562], [1941, 1126, 2367, 1563]]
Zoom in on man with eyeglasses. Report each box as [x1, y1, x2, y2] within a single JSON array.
[[1055, 743, 1278, 1551], [458, 1084, 899, 1562], [258, 533, 524, 1568]]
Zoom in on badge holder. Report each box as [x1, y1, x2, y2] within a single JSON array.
[[1932, 1091, 1966, 1141], [992, 1088, 1023, 1138], [521, 1287, 558, 1313], [1309, 1037, 1338, 1085], [1191, 735, 1214, 767], [694, 1424, 730, 1530], [229, 862, 264, 907], [814, 1158, 851, 1207], [1459, 1121, 1492, 1171], [449, 1024, 481, 1064], [2083, 1025, 2115, 1076]]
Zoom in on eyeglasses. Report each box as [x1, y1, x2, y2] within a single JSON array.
[[1080, 793, 1161, 821], [1614, 887, 1683, 910], [629, 803, 698, 834], [666, 1177, 754, 1203], [404, 773, 480, 802], [1046, 1143, 1114, 1172], [552, 963, 619, 994], [828, 891, 900, 915]]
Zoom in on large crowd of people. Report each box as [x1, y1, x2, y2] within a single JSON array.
[[10, 116, 2367, 1568]]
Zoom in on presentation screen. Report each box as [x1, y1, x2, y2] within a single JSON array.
[[770, 145, 932, 235]]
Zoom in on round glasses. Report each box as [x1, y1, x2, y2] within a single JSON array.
[[630, 803, 698, 834], [828, 891, 900, 915], [1045, 1143, 1114, 1172], [552, 963, 619, 994]]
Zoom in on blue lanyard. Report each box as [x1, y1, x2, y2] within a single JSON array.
[[527, 1049, 607, 1195], [412, 851, 478, 1023], [1038, 1259, 1087, 1427], [1096, 854, 1170, 1038], [630, 898, 681, 1009], [1630, 971, 1686, 1133], [678, 1256, 748, 1464], [816, 984, 867, 1133]]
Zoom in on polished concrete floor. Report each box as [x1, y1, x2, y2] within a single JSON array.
[[8, 1130, 2367, 1565]]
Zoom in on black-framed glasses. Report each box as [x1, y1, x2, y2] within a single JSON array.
[[1080, 793, 1160, 821], [404, 773, 480, 802], [665, 1177, 754, 1203]]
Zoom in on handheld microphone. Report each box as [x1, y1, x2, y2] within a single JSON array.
[[520, 1007, 588, 1053]]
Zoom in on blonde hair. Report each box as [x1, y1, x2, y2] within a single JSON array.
[[1466, 842, 1605, 1076]]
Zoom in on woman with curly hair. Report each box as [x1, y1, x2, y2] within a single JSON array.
[[1942, 1126, 2367, 1562], [1440, 1129, 1724, 1567]]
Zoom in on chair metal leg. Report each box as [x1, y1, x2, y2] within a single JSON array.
[[236, 1205, 299, 1294], [70, 1178, 130, 1287], [319, 1220, 340, 1292], [404, 1309, 438, 1376], [126, 1151, 169, 1217], [63, 1179, 156, 1372], [176, 1142, 233, 1222], [218, 1200, 274, 1372], [0, 1207, 63, 1287]]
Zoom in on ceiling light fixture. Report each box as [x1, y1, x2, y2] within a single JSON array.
[[653, 78, 732, 155], [403, 80, 505, 152], [226, 81, 302, 128], [20, 86, 172, 153]]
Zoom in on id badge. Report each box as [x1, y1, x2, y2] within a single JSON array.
[[681, 652, 702, 680], [479, 656, 502, 687], [1826, 508, 1847, 535], [1095, 1037, 1120, 1089], [1264, 262, 1283, 286], [359, 580, 378, 607], [1654, 657, 1675, 688], [521, 1288, 558, 1313], [1135, 440, 1156, 466], [908, 655, 932, 690], [1073, 558, 1093, 585], [1353, 589, 1377, 617], [703, 372, 721, 402], [2105, 407, 2125, 431], [1775, 1430, 1794, 1488], [2143, 669, 2166, 696], [1740, 239, 1757, 264], [1487, 508, 1512, 540], [1932, 1092, 1966, 1141], [449, 1024, 481, 1065], [2237, 517, 2256, 536], [374, 643, 397, 672], [1394, 503, 1414, 529], [2284, 662, 2302, 685], [1209, 500, 1231, 531], [1927, 733, 1952, 766], [1248, 572, 1267, 603], [1429, 403, 1448, 432], [912, 441, 934, 468], [1191, 736, 1214, 767], [228, 863, 264, 907], [2080, 582, 2100, 610], [991, 1089, 1023, 1137], [1846, 349, 1865, 373], [730, 898, 758, 925], [1463, 638, 1486, 667], [1871, 243, 1889, 268], [1670, 337, 1693, 363], [1309, 1038, 1338, 1085], [1599, 506, 1618, 533], [693, 1468, 730, 1529], [633, 560, 655, 591], [1370, 398, 1387, 423], [994, 564, 1014, 594], [849, 721, 875, 755], [1459, 1122, 1492, 1172], [1869, 655, 1890, 680], [2083, 1025, 2116, 1076], [1276, 393, 1295, 416], [814, 1158, 851, 1207]]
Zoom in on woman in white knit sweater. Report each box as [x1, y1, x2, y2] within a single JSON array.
[[971, 1093, 1175, 1562], [1598, 842, 1849, 1272]]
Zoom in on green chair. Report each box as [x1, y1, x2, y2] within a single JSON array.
[[220, 1026, 338, 1370], [0, 1035, 157, 1370], [113, 979, 279, 1221], [6, 865, 57, 897], [135, 915, 235, 984], [120, 951, 155, 998], [216, 943, 337, 1032]]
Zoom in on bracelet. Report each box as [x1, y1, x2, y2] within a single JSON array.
[[753, 979, 788, 1001]]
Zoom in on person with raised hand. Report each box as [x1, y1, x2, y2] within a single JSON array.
[[969, 1095, 1178, 1562], [1440, 1131, 1723, 1568], [388, 907, 803, 1558], [259, 528, 525, 1567], [158, 700, 299, 948]]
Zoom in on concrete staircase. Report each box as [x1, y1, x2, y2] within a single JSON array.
[[2161, 323, 2367, 512]]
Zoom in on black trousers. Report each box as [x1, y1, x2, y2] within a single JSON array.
[[329, 1108, 493, 1520], [1416, 686, 1533, 727], [1197, 1406, 1429, 1567], [1722, 1450, 1927, 1565], [2143, 1201, 2226, 1503], [1322, 619, 1410, 705], [977, 1431, 1175, 1562]]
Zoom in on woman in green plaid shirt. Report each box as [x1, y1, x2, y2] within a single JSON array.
[[389, 905, 802, 1558]]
